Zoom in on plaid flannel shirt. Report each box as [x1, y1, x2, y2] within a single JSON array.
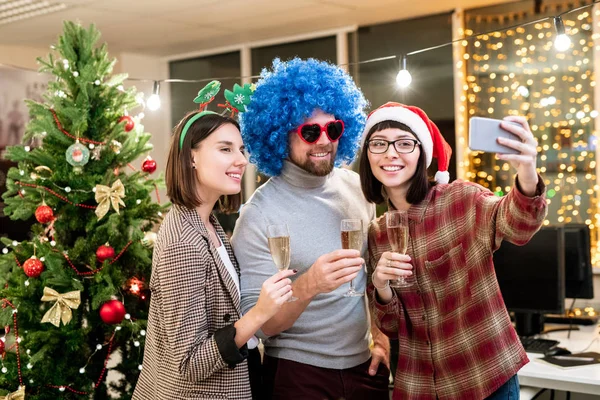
[[367, 177, 547, 400]]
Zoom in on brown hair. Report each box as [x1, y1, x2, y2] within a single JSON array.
[[165, 112, 242, 213], [359, 120, 435, 205]]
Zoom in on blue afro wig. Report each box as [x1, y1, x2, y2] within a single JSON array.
[[240, 57, 368, 176]]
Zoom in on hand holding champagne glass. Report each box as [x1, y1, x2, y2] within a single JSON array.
[[341, 219, 365, 297], [267, 224, 297, 301], [386, 210, 414, 288]]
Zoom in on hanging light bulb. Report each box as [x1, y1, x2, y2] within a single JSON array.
[[554, 16, 571, 52], [396, 55, 412, 88], [517, 86, 530, 97], [147, 81, 161, 111]]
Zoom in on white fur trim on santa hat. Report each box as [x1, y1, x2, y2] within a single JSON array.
[[434, 170, 450, 184], [363, 106, 433, 167]]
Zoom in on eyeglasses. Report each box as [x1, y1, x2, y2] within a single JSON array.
[[296, 120, 344, 144], [367, 138, 421, 154]]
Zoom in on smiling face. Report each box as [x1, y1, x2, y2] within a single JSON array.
[[191, 122, 248, 202], [288, 110, 339, 176], [367, 127, 421, 192]]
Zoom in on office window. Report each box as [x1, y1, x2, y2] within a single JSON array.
[[169, 52, 241, 128], [251, 36, 336, 75], [353, 13, 455, 179]]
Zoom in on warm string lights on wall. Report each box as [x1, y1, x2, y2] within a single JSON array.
[[455, 0, 600, 263]]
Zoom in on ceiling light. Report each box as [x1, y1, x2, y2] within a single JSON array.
[[0, 0, 67, 26]]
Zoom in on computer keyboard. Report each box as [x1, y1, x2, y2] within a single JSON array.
[[544, 314, 598, 326], [519, 337, 560, 354]]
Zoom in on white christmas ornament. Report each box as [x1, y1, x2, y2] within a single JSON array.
[[142, 232, 157, 248]]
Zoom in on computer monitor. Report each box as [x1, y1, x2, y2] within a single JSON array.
[[564, 224, 594, 300], [494, 226, 565, 336]]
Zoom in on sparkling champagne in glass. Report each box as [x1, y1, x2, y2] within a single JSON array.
[[268, 237, 290, 271], [341, 219, 364, 297], [386, 210, 414, 287], [267, 224, 297, 301]]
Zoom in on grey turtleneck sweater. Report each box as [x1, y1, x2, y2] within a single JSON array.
[[231, 160, 375, 369]]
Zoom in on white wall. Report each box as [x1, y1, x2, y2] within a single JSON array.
[[114, 52, 170, 206], [0, 44, 48, 70]]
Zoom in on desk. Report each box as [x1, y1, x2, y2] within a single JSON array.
[[518, 324, 600, 396]]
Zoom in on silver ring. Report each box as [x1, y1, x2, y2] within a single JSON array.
[[387, 259, 391, 267]]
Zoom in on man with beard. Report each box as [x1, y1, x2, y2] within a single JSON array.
[[231, 58, 390, 400]]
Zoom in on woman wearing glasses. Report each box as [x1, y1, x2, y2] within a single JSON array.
[[358, 102, 547, 400]]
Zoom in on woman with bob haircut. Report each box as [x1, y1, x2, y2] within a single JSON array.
[[133, 86, 295, 400], [359, 102, 547, 400]]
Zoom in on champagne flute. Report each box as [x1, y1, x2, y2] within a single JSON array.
[[341, 219, 365, 297], [386, 210, 414, 287], [267, 224, 297, 302]]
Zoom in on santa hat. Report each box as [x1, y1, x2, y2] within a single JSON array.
[[363, 102, 452, 184]]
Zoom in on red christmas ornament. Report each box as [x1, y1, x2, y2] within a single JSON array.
[[0, 338, 4, 354], [118, 116, 135, 132], [35, 204, 54, 224], [23, 257, 44, 278], [99, 300, 126, 324], [141, 156, 157, 174], [96, 244, 115, 263]]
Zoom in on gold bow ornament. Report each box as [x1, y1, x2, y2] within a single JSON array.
[[2, 385, 25, 400], [40, 287, 81, 327], [95, 179, 126, 220]]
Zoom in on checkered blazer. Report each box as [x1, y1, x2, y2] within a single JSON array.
[[133, 205, 251, 400]]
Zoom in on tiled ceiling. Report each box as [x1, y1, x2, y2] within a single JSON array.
[[0, 0, 516, 56]]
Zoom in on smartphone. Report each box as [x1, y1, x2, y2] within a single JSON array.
[[468, 117, 521, 154]]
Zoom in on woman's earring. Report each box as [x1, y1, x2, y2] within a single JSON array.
[[192, 164, 196, 169]]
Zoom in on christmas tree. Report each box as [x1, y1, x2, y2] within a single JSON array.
[[0, 21, 168, 399]]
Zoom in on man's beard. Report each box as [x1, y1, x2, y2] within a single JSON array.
[[291, 146, 336, 177]]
